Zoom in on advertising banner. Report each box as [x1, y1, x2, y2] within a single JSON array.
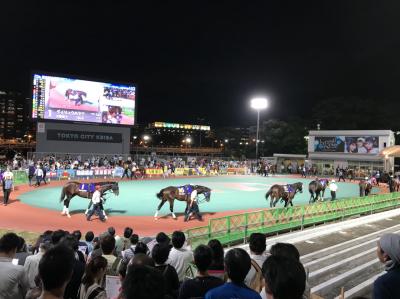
[[314, 136, 379, 154], [145, 168, 164, 175], [344, 136, 379, 154], [47, 130, 122, 143], [314, 136, 345, 152]]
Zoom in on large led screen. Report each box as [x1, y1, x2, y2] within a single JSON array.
[[32, 74, 135, 125]]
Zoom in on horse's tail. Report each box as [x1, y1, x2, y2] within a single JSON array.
[[60, 187, 66, 203], [156, 188, 165, 200]]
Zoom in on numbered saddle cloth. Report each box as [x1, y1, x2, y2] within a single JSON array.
[[178, 185, 193, 196], [80, 183, 96, 193], [319, 179, 328, 186], [284, 185, 293, 193]]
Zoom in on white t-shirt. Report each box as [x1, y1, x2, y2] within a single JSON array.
[[329, 183, 338, 192], [167, 247, 193, 282], [244, 253, 268, 287]]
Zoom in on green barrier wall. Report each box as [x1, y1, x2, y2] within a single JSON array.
[[186, 192, 400, 248], [12, 170, 28, 185]]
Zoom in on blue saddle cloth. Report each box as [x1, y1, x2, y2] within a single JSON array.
[[178, 185, 193, 195], [286, 185, 294, 193], [80, 183, 96, 193]]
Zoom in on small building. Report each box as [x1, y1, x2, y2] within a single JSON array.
[[307, 130, 395, 176]]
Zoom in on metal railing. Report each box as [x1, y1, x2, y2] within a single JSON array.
[[186, 192, 400, 248]]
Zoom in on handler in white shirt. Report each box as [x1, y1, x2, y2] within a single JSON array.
[[329, 180, 338, 201], [86, 185, 106, 222]]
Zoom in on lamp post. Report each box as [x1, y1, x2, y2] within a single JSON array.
[[250, 97, 268, 160]]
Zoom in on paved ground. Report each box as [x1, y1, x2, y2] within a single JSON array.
[[18, 175, 360, 216], [295, 215, 400, 298]]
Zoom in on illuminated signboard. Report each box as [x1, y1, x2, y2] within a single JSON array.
[[152, 122, 210, 131]]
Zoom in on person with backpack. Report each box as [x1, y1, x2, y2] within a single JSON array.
[[98, 235, 122, 277], [245, 233, 268, 292], [120, 234, 139, 263], [78, 256, 108, 299]]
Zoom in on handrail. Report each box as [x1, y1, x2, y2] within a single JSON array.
[[186, 192, 400, 248]]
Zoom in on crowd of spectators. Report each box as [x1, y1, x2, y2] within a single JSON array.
[[0, 226, 314, 299]]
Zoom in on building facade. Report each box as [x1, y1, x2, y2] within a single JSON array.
[[0, 90, 32, 139], [308, 130, 395, 176]]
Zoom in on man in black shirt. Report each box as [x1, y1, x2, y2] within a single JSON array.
[[178, 245, 224, 299]]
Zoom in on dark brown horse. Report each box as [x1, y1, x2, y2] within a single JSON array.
[[155, 185, 211, 219], [309, 179, 330, 203], [60, 181, 119, 218], [359, 180, 373, 196], [265, 182, 303, 208]]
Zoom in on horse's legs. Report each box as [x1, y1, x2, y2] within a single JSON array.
[[85, 200, 93, 215], [169, 200, 177, 219], [63, 197, 71, 218], [154, 200, 166, 218]]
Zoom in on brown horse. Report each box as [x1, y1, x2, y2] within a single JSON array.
[[155, 185, 211, 219], [60, 181, 119, 218], [265, 182, 303, 208], [359, 180, 373, 196]]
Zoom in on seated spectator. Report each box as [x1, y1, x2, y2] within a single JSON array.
[[168, 231, 193, 283], [73, 230, 89, 257], [85, 231, 95, 255], [94, 234, 122, 278], [0, 232, 29, 298], [262, 256, 306, 299], [265, 242, 310, 299], [122, 264, 168, 299], [115, 227, 133, 254], [15, 236, 31, 266], [179, 245, 224, 299], [121, 234, 139, 263], [208, 239, 225, 280], [134, 241, 149, 255], [78, 256, 108, 299], [38, 245, 76, 299], [51, 229, 67, 245], [374, 233, 400, 299], [152, 243, 179, 298], [205, 248, 261, 299], [245, 233, 268, 291], [60, 234, 86, 299], [24, 241, 51, 288]]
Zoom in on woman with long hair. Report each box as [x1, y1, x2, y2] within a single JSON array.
[[78, 256, 108, 299]]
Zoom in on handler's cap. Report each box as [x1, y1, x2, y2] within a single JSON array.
[[365, 177, 369, 180], [331, 180, 335, 183]]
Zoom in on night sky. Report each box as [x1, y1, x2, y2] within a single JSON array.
[[1, 1, 399, 126]]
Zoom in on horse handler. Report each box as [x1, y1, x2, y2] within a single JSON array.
[[184, 187, 202, 221], [329, 180, 338, 201], [86, 185, 106, 222]]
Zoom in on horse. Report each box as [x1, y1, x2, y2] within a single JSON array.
[[60, 181, 119, 218], [309, 179, 329, 203], [359, 180, 373, 196], [265, 182, 303, 208], [155, 185, 211, 219]]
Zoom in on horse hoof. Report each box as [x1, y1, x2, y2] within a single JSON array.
[[67, 214, 71, 218]]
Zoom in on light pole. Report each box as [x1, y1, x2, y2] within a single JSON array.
[[250, 97, 268, 160]]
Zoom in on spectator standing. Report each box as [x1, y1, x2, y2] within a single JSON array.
[[78, 256, 108, 299], [99, 235, 122, 277], [179, 245, 224, 299], [329, 180, 338, 201], [24, 242, 51, 288], [38, 245, 76, 299], [115, 227, 133, 255], [2, 167, 13, 206], [208, 239, 225, 280], [245, 233, 268, 292], [373, 233, 400, 299], [167, 231, 194, 282], [28, 163, 36, 186], [0, 232, 29, 298], [261, 255, 306, 299], [152, 243, 179, 298], [205, 248, 261, 299], [35, 165, 43, 187]]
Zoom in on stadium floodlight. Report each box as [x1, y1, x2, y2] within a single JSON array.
[[250, 97, 268, 160], [143, 135, 150, 141], [186, 137, 192, 143], [224, 139, 229, 143]]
